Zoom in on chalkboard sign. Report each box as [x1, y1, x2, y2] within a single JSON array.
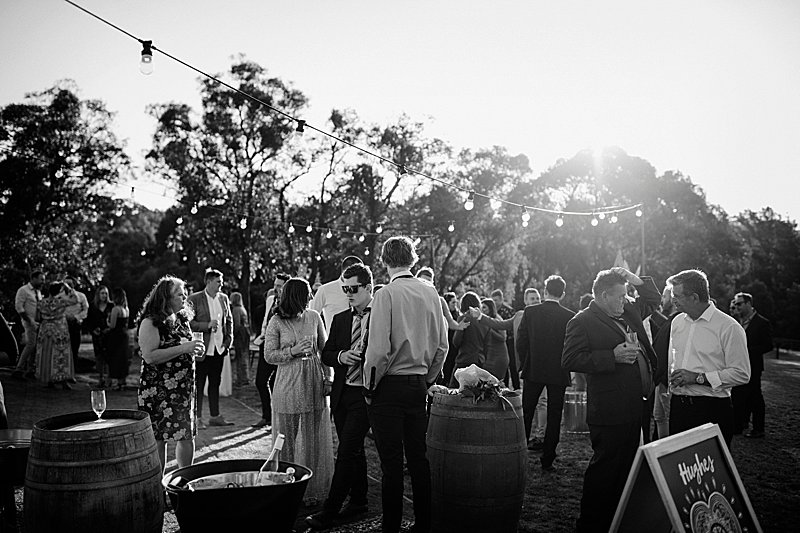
[[610, 423, 762, 533]]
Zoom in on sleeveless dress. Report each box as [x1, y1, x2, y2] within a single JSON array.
[[137, 312, 196, 441], [106, 308, 131, 382]]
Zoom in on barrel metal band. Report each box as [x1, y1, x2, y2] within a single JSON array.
[[27, 444, 158, 468], [427, 441, 527, 454], [24, 464, 162, 491]]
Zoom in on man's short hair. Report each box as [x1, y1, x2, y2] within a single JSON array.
[[380, 236, 418, 269], [524, 288, 540, 299], [416, 267, 434, 279], [667, 269, 710, 303], [340, 256, 363, 272], [275, 272, 290, 282], [443, 292, 457, 303], [343, 263, 373, 286], [490, 289, 504, 299], [734, 292, 753, 304], [592, 270, 627, 299], [544, 275, 566, 298], [579, 293, 594, 310], [30, 270, 44, 280], [204, 268, 223, 284]]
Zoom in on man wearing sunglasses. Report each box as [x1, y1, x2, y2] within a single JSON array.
[[311, 255, 363, 335], [364, 236, 448, 533], [307, 263, 374, 529]]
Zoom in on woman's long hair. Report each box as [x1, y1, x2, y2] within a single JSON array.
[[481, 298, 497, 318], [230, 291, 244, 307], [93, 285, 109, 308], [136, 276, 192, 329], [275, 278, 311, 319], [112, 287, 128, 307]]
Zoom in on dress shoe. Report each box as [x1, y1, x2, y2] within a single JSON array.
[[744, 429, 765, 438], [251, 418, 271, 429], [339, 502, 368, 518], [527, 438, 544, 451], [197, 419, 208, 430], [305, 510, 338, 530], [208, 415, 234, 427]]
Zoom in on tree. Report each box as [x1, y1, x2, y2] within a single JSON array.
[[0, 81, 129, 305]]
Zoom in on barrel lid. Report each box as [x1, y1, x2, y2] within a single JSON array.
[[33, 409, 149, 432]]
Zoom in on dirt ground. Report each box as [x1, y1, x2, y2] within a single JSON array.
[[1, 341, 797, 532]]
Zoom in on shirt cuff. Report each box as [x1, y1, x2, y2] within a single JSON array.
[[706, 371, 723, 390], [337, 351, 346, 365]]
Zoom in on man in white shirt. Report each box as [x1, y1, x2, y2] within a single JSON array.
[[64, 277, 89, 369], [310, 255, 362, 334], [188, 269, 234, 428], [667, 269, 750, 446], [13, 270, 45, 378]]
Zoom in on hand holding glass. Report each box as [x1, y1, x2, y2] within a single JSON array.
[[91, 389, 106, 420], [301, 335, 314, 360], [191, 332, 204, 358]]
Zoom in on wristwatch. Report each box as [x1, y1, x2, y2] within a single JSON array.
[[695, 373, 706, 385]]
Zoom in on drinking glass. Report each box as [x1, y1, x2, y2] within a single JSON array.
[[301, 334, 314, 361], [91, 389, 106, 421]]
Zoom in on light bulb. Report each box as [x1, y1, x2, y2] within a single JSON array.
[[598, 212, 606, 220], [522, 220, 529, 228], [306, 224, 313, 233], [295, 119, 305, 134], [610, 214, 618, 223], [140, 41, 154, 75], [176, 216, 183, 225], [490, 199, 501, 210], [464, 191, 475, 211], [288, 224, 295, 234], [326, 229, 333, 239], [555, 216, 564, 227], [140, 250, 147, 256], [635, 208, 643, 218], [448, 222, 455, 232], [521, 209, 531, 223], [591, 217, 599, 227], [190, 204, 198, 215], [239, 218, 247, 230], [364, 248, 370, 256], [358, 233, 366, 242], [376, 225, 383, 234]]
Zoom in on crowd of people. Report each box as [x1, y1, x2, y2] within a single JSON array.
[[1, 235, 774, 533]]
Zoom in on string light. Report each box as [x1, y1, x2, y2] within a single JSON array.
[[140, 250, 146, 256], [447, 222, 455, 232], [610, 214, 618, 223], [325, 229, 333, 239], [176, 216, 183, 225], [522, 220, 529, 228], [376, 224, 383, 234], [305, 223, 313, 233], [397, 164, 407, 175], [464, 191, 475, 211], [598, 212, 606, 220], [139, 40, 153, 75], [364, 248, 370, 256], [295, 119, 305, 134], [490, 198, 501, 211], [288, 224, 295, 234], [239, 217, 247, 229], [591, 216, 599, 227], [555, 216, 564, 227], [358, 233, 366, 242], [190, 203, 198, 215], [635, 208, 643, 218], [521, 208, 531, 223]]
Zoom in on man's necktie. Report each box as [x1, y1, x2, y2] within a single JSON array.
[[346, 309, 368, 385]]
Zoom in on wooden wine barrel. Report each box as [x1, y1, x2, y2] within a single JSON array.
[[427, 391, 526, 533], [24, 409, 163, 533]]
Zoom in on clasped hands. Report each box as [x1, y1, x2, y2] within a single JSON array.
[[613, 341, 641, 364], [669, 369, 698, 388]]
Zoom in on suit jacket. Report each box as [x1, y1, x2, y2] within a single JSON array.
[[652, 313, 678, 386], [744, 313, 772, 374], [516, 300, 575, 386], [561, 277, 660, 425], [188, 290, 233, 354], [321, 307, 365, 412]]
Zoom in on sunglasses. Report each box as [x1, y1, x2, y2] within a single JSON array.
[[341, 284, 366, 295]]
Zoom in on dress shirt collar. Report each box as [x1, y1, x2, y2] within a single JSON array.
[[390, 270, 414, 282], [682, 302, 716, 323], [204, 288, 219, 300]]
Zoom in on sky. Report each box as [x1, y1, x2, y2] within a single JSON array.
[[2, 0, 800, 221]]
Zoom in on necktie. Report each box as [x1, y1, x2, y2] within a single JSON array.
[[346, 309, 368, 385]]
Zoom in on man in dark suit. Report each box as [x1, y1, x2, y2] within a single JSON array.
[[188, 269, 234, 428], [731, 292, 772, 438], [562, 267, 660, 533], [515, 275, 575, 471], [306, 263, 373, 529]]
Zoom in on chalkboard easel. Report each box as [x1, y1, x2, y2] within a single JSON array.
[[610, 423, 762, 533]]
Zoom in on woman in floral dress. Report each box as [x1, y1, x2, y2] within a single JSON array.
[[36, 281, 78, 389], [137, 276, 205, 475], [264, 277, 334, 505]]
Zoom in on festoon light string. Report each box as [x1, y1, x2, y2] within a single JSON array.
[[61, 0, 645, 233]]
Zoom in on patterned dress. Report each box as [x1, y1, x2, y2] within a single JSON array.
[[137, 312, 196, 441], [36, 294, 77, 384]]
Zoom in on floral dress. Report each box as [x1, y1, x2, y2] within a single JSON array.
[[36, 293, 77, 384], [137, 312, 196, 441]]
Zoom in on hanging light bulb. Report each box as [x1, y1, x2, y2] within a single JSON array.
[[140, 40, 154, 75], [364, 248, 370, 256], [190, 203, 198, 215], [315, 254, 322, 261], [598, 212, 606, 220], [239, 218, 247, 230], [635, 208, 643, 218], [464, 191, 475, 211], [176, 216, 183, 225], [288, 224, 295, 234], [490, 198, 501, 210], [326, 229, 333, 239], [590, 216, 599, 227], [448, 222, 455, 232], [305, 223, 313, 233], [672, 207, 678, 213], [521, 208, 531, 223], [358, 233, 366, 242], [295, 119, 305, 134], [610, 214, 618, 224], [555, 216, 564, 228], [376, 224, 383, 234], [140, 250, 147, 257], [522, 220, 529, 228]]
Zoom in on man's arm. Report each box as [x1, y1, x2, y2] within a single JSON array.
[[705, 323, 751, 390], [515, 310, 530, 369], [14, 287, 30, 323], [751, 316, 773, 358], [222, 295, 234, 349], [363, 290, 393, 394], [321, 313, 346, 368], [426, 312, 449, 385], [561, 317, 617, 374], [478, 313, 515, 331]]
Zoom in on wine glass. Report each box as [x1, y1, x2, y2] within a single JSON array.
[[91, 389, 106, 421], [301, 334, 314, 361]]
